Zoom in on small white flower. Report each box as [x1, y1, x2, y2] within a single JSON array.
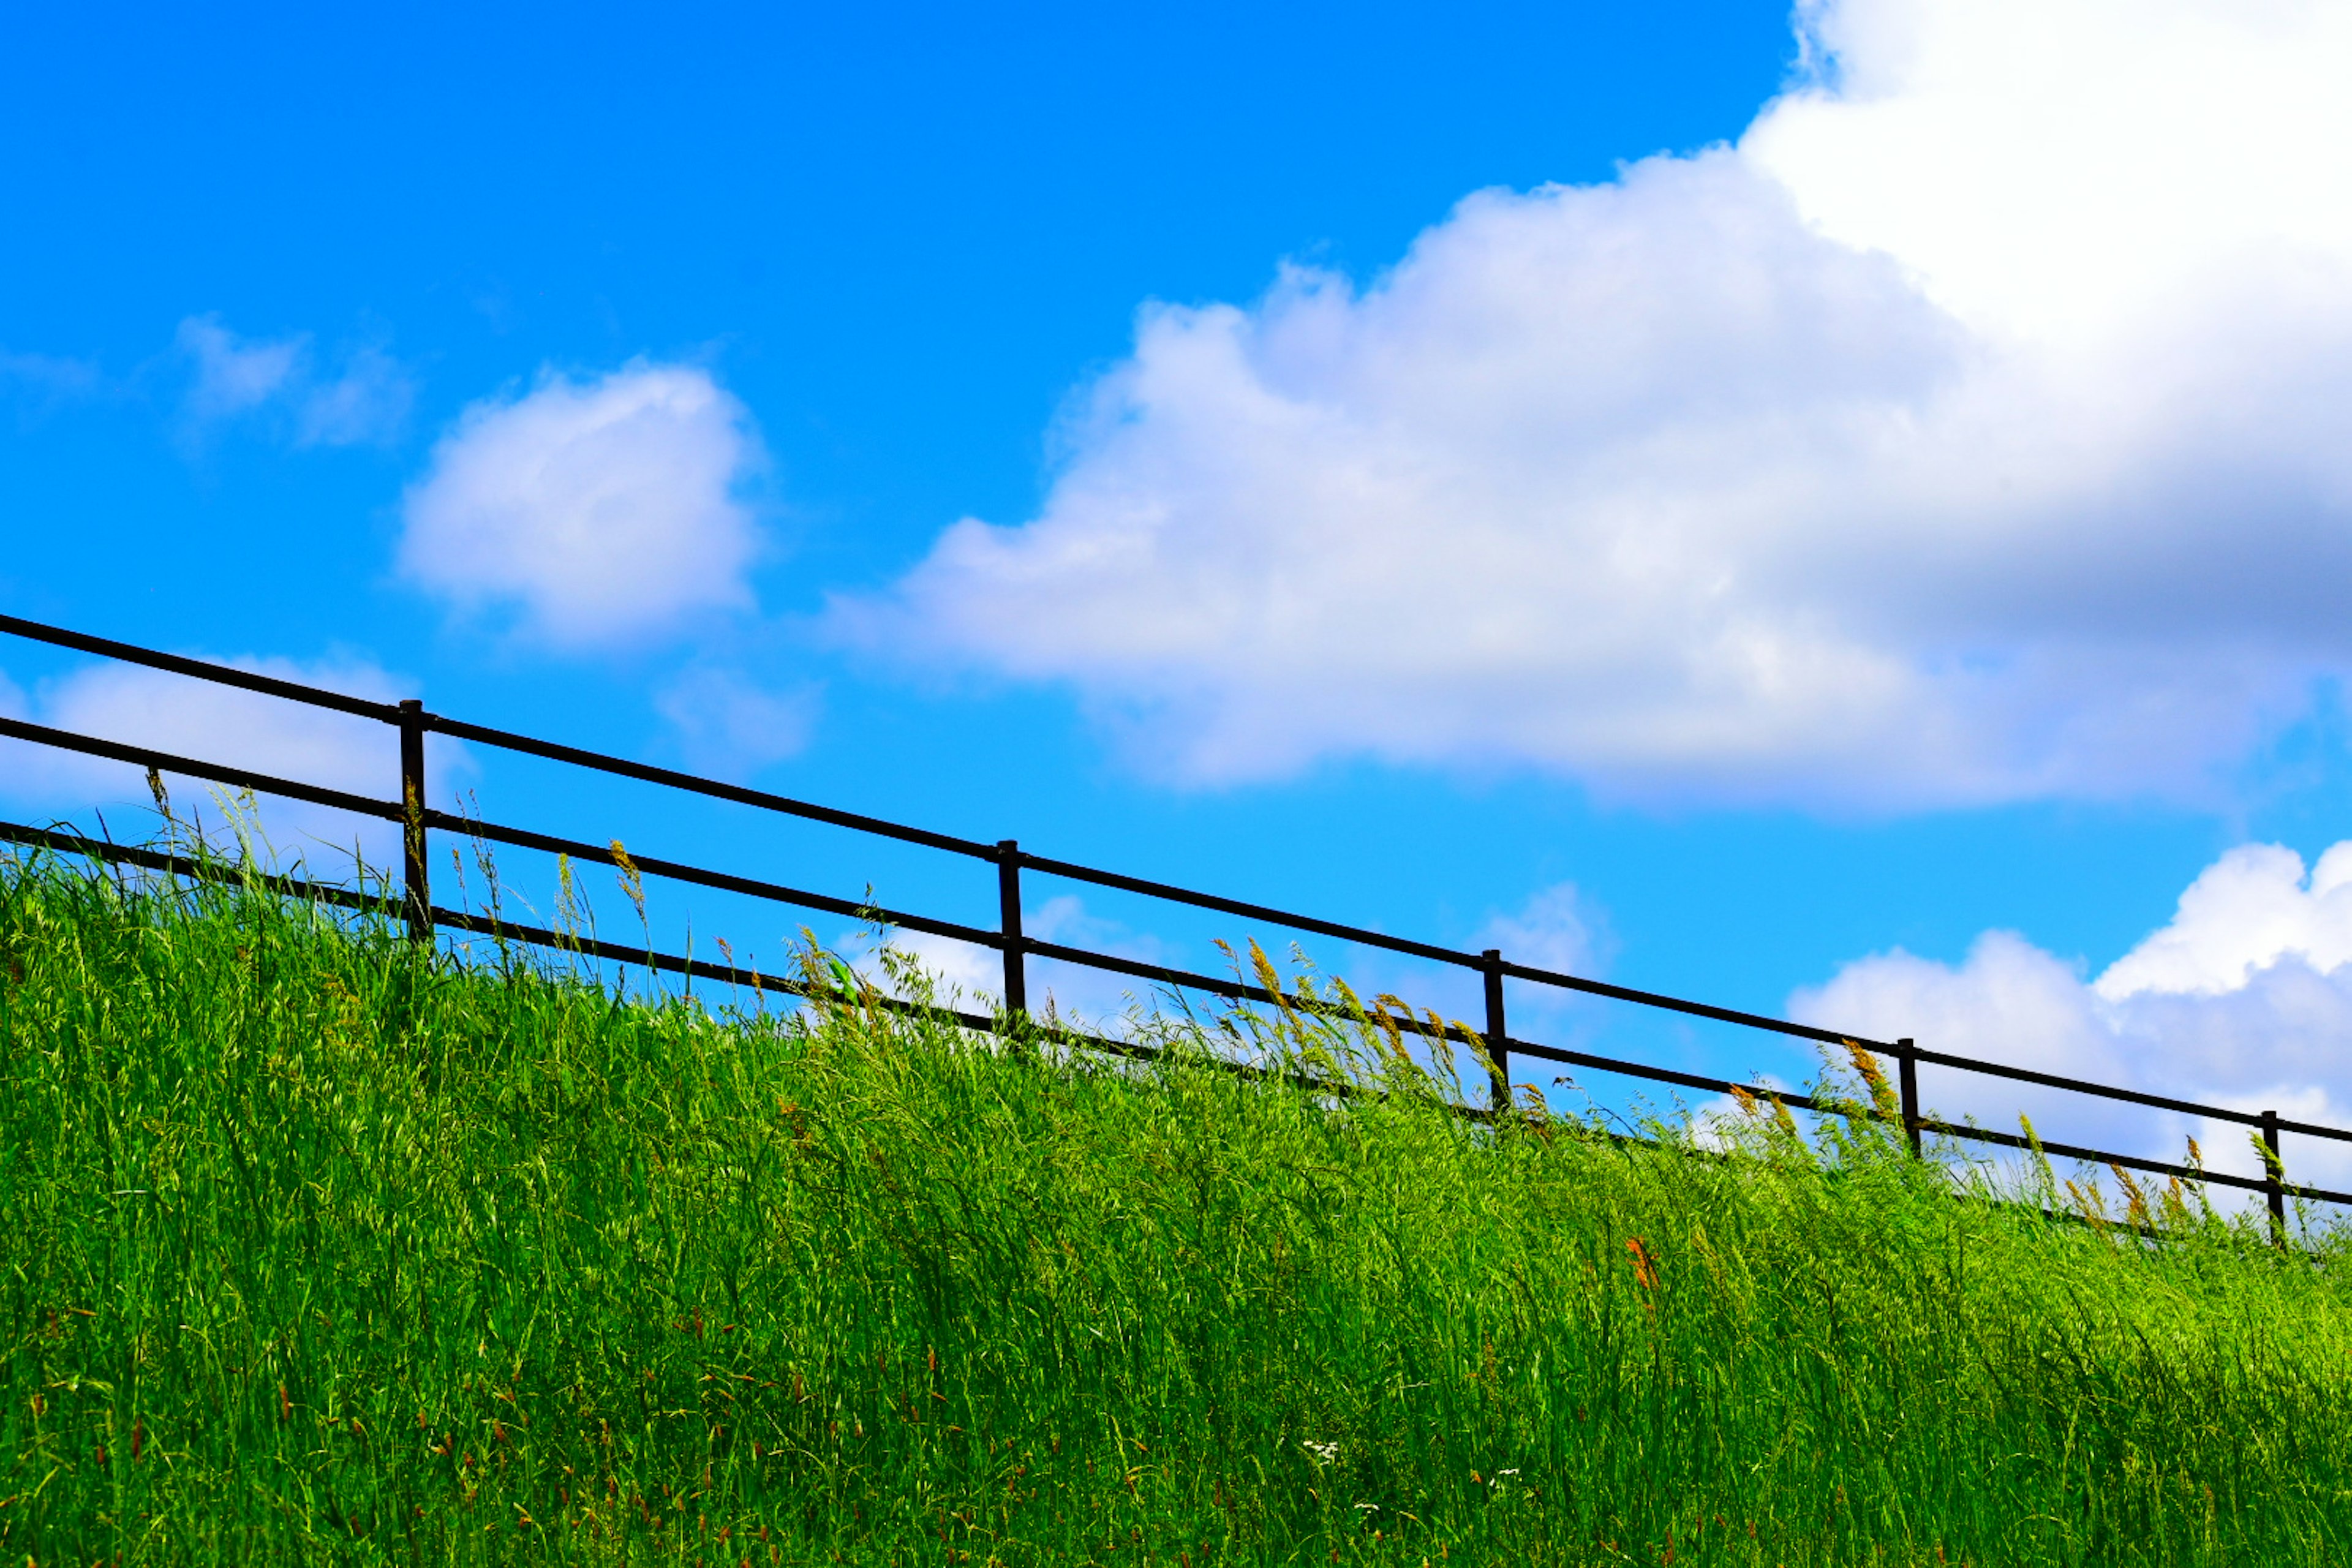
[[1353, 1502, 1379, 1512], [1496, 1468, 1521, 1478], [1302, 1440, 1340, 1464]]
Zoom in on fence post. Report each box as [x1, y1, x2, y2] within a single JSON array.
[[996, 839, 1028, 1023], [1480, 949, 1510, 1117], [2262, 1108, 2286, 1248], [1896, 1038, 1921, 1157], [398, 699, 431, 944]]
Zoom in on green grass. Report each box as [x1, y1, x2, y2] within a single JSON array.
[[7, 846, 2352, 1566]]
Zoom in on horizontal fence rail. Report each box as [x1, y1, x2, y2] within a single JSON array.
[[3, 609, 2347, 1242]]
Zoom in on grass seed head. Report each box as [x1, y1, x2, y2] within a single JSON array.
[[611, 839, 648, 928]]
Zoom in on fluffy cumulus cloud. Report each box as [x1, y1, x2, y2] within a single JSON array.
[[175, 315, 414, 447], [848, 0, 2352, 809], [1793, 839, 2352, 1195], [0, 650, 461, 873], [399, 362, 766, 650]]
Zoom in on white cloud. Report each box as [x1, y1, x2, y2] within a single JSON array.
[[399, 361, 766, 650], [845, 0, 2352, 809], [2091, 842, 2352, 1000], [1752, 0, 2352, 351], [1478, 881, 1613, 978], [0, 652, 463, 876], [295, 344, 416, 447], [0, 347, 105, 409], [846, 923, 1003, 1011], [654, 666, 818, 779], [840, 894, 1182, 1033], [1466, 880, 1618, 1050], [1794, 839, 2352, 1199], [826, 880, 1619, 1094], [178, 315, 303, 420], [175, 315, 413, 447]]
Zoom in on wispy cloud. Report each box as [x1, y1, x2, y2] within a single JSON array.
[[174, 314, 415, 448], [654, 665, 818, 780], [1477, 882, 1615, 979], [0, 347, 106, 414]]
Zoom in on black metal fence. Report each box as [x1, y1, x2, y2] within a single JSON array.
[[3, 609, 2347, 1234]]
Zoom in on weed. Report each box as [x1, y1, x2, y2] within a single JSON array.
[[2, 846, 2348, 1564]]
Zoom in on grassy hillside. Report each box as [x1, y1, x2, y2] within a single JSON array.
[[6, 848, 2352, 1566]]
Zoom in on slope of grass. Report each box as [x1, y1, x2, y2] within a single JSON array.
[[6, 849, 2352, 1566]]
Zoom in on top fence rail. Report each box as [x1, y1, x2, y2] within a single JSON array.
[[2, 610, 2346, 1231]]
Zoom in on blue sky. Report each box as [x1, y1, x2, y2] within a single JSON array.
[[7, 0, 2352, 1177]]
